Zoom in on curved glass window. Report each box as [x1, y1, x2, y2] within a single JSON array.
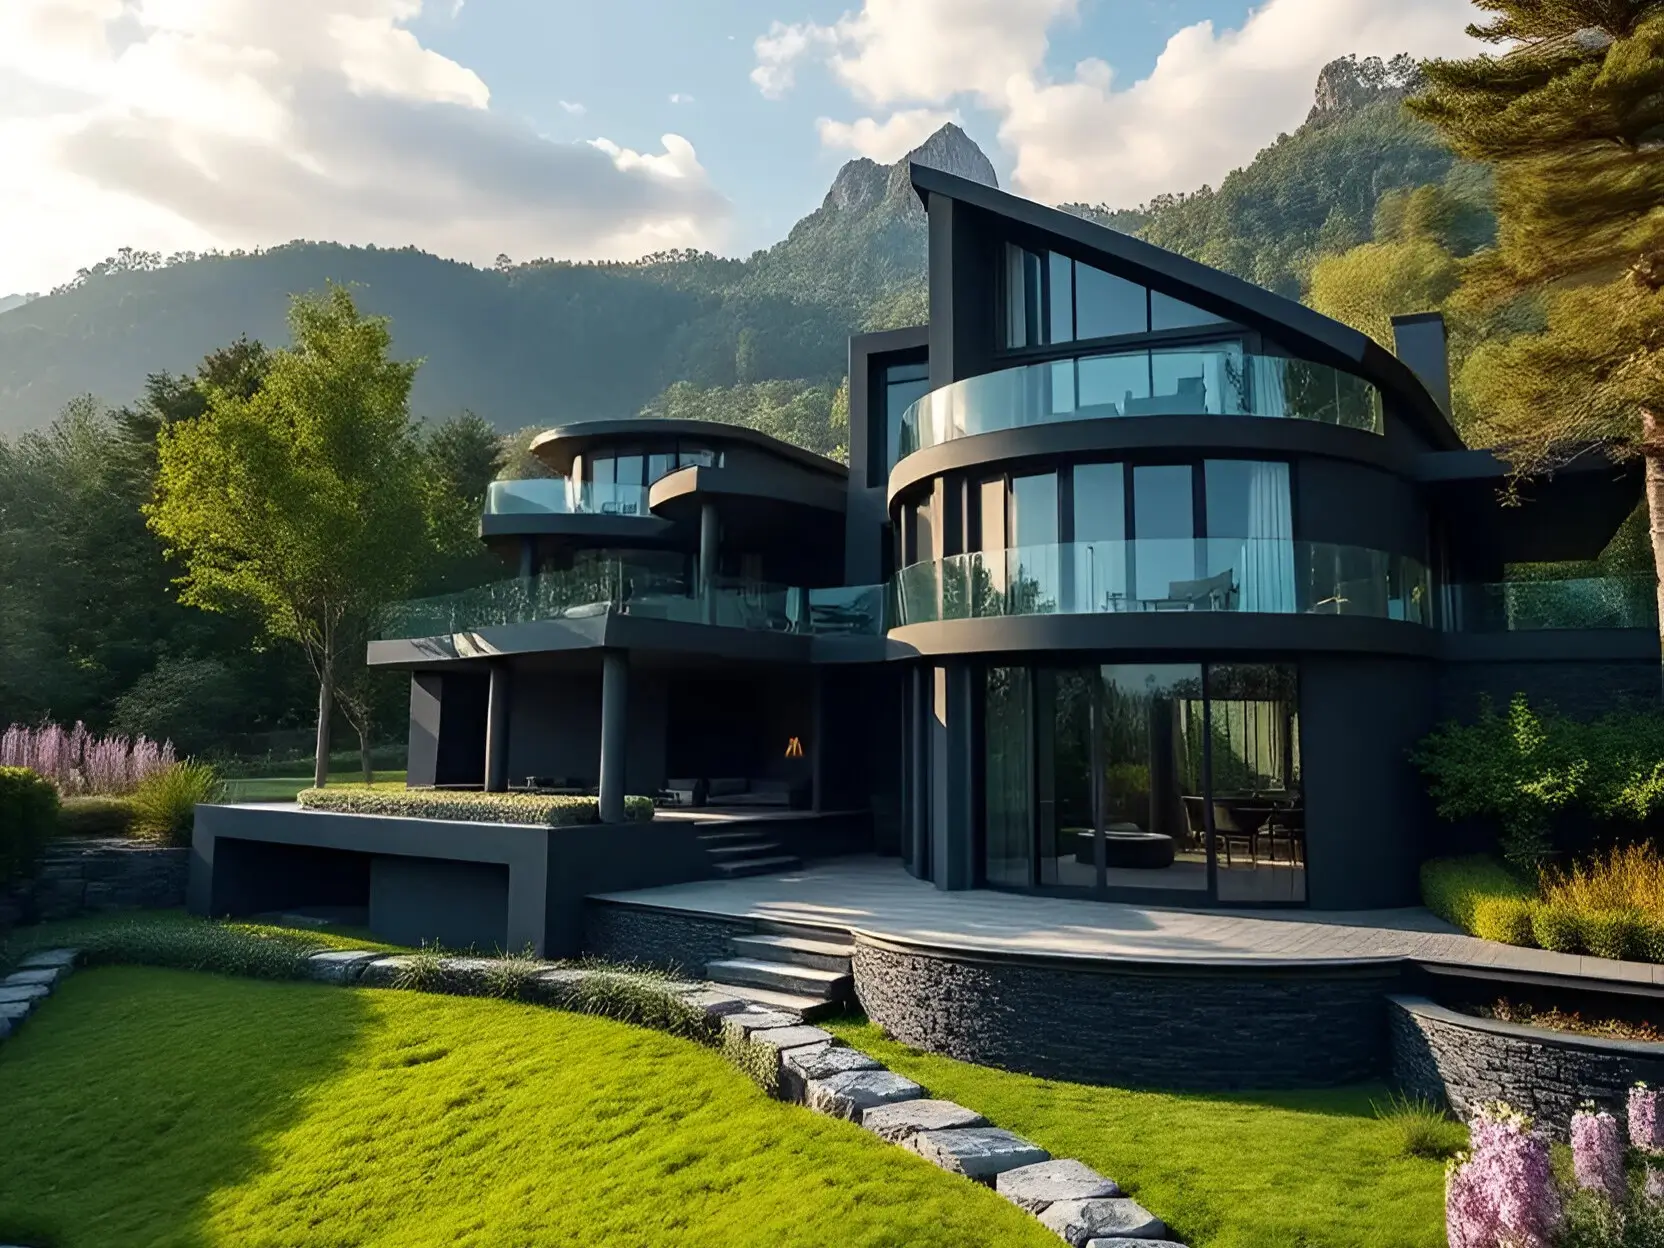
[[893, 540, 1433, 627], [898, 349, 1383, 457]]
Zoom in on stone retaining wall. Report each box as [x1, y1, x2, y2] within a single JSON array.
[[2, 839, 189, 929], [1389, 994, 1664, 1136], [583, 901, 751, 975], [853, 938, 1402, 1090]]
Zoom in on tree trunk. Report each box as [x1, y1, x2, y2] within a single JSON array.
[[358, 727, 373, 786], [314, 662, 334, 789], [1644, 408, 1664, 692]]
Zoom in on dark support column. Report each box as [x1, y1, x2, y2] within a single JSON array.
[[599, 650, 629, 823], [911, 666, 929, 878], [484, 662, 511, 793], [698, 502, 719, 625], [811, 668, 825, 813]]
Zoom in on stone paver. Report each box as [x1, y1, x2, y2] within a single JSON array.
[[1, 1001, 34, 1028], [305, 951, 380, 985], [680, 988, 756, 1016], [908, 1127, 1050, 1183], [1039, 1197, 1167, 1245], [780, 1044, 882, 1103], [4, 967, 64, 991], [594, 855, 1657, 985], [1085, 1241, 1187, 1247], [0, 983, 49, 1006], [356, 956, 415, 988], [860, 1098, 986, 1143], [18, 948, 79, 970], [996, 1158, 1121, 1211], [804, 1068, 924, 1120], [747, 1025, 834, 1055], [720, 1009, 801, 1042]]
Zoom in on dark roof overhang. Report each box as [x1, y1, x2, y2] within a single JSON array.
[[909, 163, 1464, 452], [530, 418, 849, 479]]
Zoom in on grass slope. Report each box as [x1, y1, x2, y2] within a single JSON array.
[[219, 773, 408, 803], [0, 968, 1059, 1248], [830, 1022, 1449, 1248]]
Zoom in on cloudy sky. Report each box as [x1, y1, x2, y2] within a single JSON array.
[[0, 0, 1484, 296]]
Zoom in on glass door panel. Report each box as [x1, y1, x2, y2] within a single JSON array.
[[984, 666, 1034, 887], [1099, 665, 1207, 893], [1208, 663, 1304, 903], [1038, 668, 1095, 888]]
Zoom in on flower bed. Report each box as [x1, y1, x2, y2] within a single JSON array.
[[295, 786, 654, 826]]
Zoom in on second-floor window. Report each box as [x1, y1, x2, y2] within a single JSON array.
[[1004, 243, 1227, 350]]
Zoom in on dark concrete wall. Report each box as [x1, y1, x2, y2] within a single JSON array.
[[370, 857, 509, 952], [1296, 458, 1426, 557], [1301, 657, 1437, 909], [505, 668, 668, 793], [1439, 657, 1661, 721], [1390, 995, 1664, 1137], [854, 937, 1399, 1090]]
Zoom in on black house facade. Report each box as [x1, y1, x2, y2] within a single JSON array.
[[369, 165, 1657, 912]]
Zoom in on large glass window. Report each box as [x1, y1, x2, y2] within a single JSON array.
[[1133, 465, 1196, 603], [883, 361, 930, 471], [1204, 460, 1295, 613], [1075, 264, 1149, 340], [1006, 242, 1230, 349], [985, 666, 1033, 887], [1073, 463, 1127, 613], [1152, 290, 1229, 332], [1009, 472, 1059, 613], [983, 660, 1302, 904]]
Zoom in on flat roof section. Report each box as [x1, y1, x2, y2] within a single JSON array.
[[530, 418, 849, 480]]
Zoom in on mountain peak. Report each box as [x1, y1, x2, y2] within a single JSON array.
[[821, 122, 997, 216], [1307, 53, 1425, 123]]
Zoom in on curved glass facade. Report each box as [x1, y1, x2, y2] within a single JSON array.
[[893, 540, 1433, 627], [897, 347, 1384, 458]]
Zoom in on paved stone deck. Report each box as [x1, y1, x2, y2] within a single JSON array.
[[594, 855, 1664, 989]]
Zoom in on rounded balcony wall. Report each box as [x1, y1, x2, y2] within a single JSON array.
[[892, 540, 1433, 629], [897, 347, 1384, 462]]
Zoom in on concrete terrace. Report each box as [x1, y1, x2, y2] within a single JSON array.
[[594, 855, 1664, 989]]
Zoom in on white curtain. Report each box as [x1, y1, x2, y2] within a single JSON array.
[[1240, 461, 1296, 613], [1255, 356, 1289, 419]]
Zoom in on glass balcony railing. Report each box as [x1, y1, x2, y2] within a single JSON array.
[[1455, 577, 1658, 632], [380, 564, 888, 641], [892, 540, 1432, 628], [897, 347, 1383, 458], [483, 478, 651, 519]]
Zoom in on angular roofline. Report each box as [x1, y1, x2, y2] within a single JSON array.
[[909, 163, 1463, 452], [529, 418, 849, 479]]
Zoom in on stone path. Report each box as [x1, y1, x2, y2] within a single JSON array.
[[595, 855, 1664, 987], [2, 945, 1188, 1246]]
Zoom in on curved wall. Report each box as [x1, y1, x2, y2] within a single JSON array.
[[852, 935, 1399, 1090]]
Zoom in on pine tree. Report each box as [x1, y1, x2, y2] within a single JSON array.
[[1411, 1, 1664, 636]]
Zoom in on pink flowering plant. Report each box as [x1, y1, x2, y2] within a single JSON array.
[[0, 720, 176, 797], [1450, 1088, 1664, 1247]]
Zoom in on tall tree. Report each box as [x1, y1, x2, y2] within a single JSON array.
[[1411, 2, 1664, 633], [148, 286, 430, 786]]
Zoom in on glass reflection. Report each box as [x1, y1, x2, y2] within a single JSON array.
[[1099, 665, 1206, 892], [985, 666, 1033, 887], [1208, 664, 1305, 903]]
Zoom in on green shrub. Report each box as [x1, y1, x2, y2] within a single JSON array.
[[1371, 1092, 1467, 1160], [39, 917, 317, 980], [1471, 895, 1539, 947], [481, 947, 547, 1000], [129, 761, 223, 845], [1636, 916, 1664, 963], [1421, 855, 1535, 932], [56, 796, 138, 839], [0, 767, 59, 883], [1532, 902, 1585, 953], [1581, 908, 1644, 962], [296, 786, 655, 826]]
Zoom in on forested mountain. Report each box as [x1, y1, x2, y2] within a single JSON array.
[[0, 56, 1481, 441]]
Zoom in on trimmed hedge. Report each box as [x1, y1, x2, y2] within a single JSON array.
[[1421, 855, 1534, 932], [0, 767, 59, 883], [56, 796, 138, 839], [296, 786, 655, 826]]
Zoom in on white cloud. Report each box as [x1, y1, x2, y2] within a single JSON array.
[[668, 92, 694, 104], [755, 0, 1481, 207], [558, 99, 586, 115], [0, 0, 728, 293], [817, 108, 957, 161]]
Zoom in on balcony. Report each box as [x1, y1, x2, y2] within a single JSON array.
[[381, 565, 888, 641], [892, 539, 1432, 627], [898, 347, 1384, 459], [483, 478, 650, 519], [1454, 577, 1657, 632]]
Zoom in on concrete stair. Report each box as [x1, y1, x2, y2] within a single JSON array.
[[704, 921, 854, 1020], [696, 826, 803, 879]]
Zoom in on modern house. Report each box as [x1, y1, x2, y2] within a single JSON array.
[[210, 164, 1655, 935]]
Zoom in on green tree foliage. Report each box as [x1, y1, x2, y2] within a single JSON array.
[[1412, 2, 1664, 633], [1307, 240, 1463, 348], [148, 286, 431, 786], [110, 656, 242, 758], [641, 379, 849, 463]]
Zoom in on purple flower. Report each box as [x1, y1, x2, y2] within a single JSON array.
[[1447, 1103, 1562, 1248], [1573, 1105, 1628, 1204], [1, 720, 183, 796], [1632, 1083, 1662, 1152]]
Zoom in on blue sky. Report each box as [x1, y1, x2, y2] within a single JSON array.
[[0, 0, 1479, 293], [407, 0, 1260, 253]]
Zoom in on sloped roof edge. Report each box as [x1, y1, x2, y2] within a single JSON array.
[[909, 163, 1462, 451]]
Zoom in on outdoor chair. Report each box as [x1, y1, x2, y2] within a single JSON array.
[[1211, 801, 1259, 867]]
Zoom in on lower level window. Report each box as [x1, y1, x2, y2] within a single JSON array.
[[982, 661, 1303, 904]]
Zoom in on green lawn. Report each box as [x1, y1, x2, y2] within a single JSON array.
[[0, 968, 1060, 1248], [828, 1021, 1450, 1248], [220, 772, 408, 803]]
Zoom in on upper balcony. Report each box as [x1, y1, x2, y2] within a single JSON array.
[[484, 478, 649, 519], [897, 346, 1384, 462]]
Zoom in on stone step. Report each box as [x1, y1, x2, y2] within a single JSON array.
[[712, 854, 803, 879], [696, 829, 769, 844], [713, 982, 839, 1020], [704, 841, 782, 860], [731, 933, 853, 973], [754, 917, 857, 945], [705, 957, 851, 1001]]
